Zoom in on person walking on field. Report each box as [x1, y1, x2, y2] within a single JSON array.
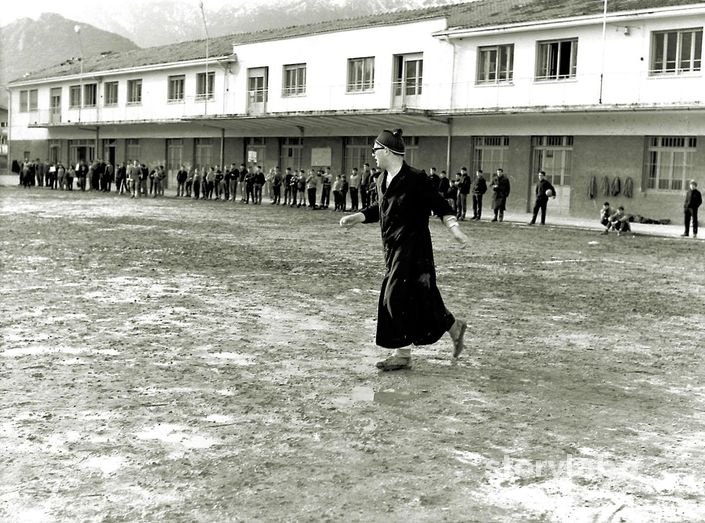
[[339, 128, 469, 371], [682, 180, 702, 238], [491, 168, 510, 222], [528, 170, 557, 225]]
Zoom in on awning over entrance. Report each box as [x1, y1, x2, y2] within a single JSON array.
[[29, 109, 450, 137], [30, 110, 447, 137], [181, 109, 449, 136]]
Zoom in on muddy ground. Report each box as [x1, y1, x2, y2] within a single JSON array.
[[1, 186, 704, 522]]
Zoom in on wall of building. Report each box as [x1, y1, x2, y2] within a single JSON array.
[[572, 135, 705, 224], [450, 11, 705, 111], [232, 18, 451, 114]]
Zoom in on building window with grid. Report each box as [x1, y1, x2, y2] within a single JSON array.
[[477, 45, 514, 84], [347, 57, 375, 92], [196, 72, 215, 100], [536, 38, 578, 81], [344, 136, 373, 173], [472, 136, 510, 173], [403, 136, 420, 165], [127, 79, 142, 104], [19, 89, 38, 112], [126, 138, 140, 162], [531, 136, 574, 187], [393, 54, 423, 96], [282, 64, 307, 97], [168, 75, 185, 102], [650, 28, 702, 75], [69, 86, 81, 108], [646, 136, 697, 192], [195, 138, 214, 169], [83, 83, 97, 107], [104, 82, 118, 106]]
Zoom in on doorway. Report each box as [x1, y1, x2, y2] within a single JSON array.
[[530, 136, 573, 215]]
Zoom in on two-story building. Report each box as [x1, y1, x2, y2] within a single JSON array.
[[7, 0, 705, 222]]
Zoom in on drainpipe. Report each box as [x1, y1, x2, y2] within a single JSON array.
[[599, 0, 608, 104], [446, 118, 453, 176], [95, 126, 100, 161], [220, 127, 225, 169], [5, 87, 12, 179]]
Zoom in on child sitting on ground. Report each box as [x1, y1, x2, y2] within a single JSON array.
[[606, 206, 631, 236], [600, 202, 612, 232]]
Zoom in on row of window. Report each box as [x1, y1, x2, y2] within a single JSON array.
[[477, 28, 702, 84], [16, 27, 703, 112], [46, 134, 696, 196]]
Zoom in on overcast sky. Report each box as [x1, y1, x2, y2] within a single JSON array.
[[2, 0, 287, 26]]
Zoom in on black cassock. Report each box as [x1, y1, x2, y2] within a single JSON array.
[[361, 162, 456, 349]]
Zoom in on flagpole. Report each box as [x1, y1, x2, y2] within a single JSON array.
[[599, 0, 608, 104], [199, 1, 210, 116]]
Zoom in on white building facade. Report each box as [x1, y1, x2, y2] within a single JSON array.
[[7, 0, 705, 221]]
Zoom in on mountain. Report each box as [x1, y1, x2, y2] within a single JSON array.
[[85, 0, 460, 49], [0, 0, 462, 106], [0, 13, 139, 106]]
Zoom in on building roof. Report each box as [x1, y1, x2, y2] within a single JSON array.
[[444, 0, 705, 30], [12, 0, 705, 84]]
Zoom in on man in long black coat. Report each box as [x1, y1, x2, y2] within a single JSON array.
[[491, 168, 511, 222], [682, 180, 702, 238], [340, 129, 469, 371]]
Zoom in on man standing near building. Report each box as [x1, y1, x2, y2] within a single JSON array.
[[456, 167, 471, 220], [349, 167, 361, 211], [227, 163, 238, 201], [320, 167, 332, 209], [360, 162, 371, 209], [103, 161, 114, 192], [238, 163, 248, 202], [271, 166, 283, 205], [176, 165, 188, 197], [339, 128, 469, 371], [528, 170, 556, 225], [428, 166, 441, 194], [682, 180, 702, 238], [128, 160, 140, 198], [115, 162, 127, 195], [471, 169, 487, 220], [491, 168, 510, 222]]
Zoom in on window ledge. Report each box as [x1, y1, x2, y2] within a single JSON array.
[[533, 77, 578, 84], [346, 89, 375, 95], [648, 71, 702, 79], [475, 81, 515, 87]]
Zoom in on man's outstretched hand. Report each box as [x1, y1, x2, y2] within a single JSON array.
[[339, 213, 365, 229]]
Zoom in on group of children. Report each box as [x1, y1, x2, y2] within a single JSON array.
[[600, 202, 632, 236]]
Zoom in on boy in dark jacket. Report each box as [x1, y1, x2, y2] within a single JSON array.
[[682, 180, 702, 238]]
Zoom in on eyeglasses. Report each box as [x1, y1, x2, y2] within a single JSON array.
[[371, 146, 385, 154]]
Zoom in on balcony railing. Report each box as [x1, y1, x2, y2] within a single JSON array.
[[18, 69, 704, 127]]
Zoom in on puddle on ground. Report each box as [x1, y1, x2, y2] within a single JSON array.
[[332, 386, 426, 407]]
